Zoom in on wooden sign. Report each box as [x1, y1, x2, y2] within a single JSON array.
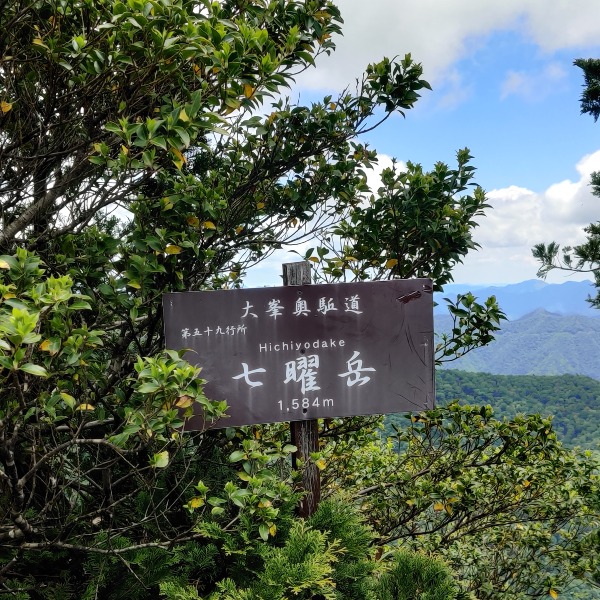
[[163, 279, 434, 428]]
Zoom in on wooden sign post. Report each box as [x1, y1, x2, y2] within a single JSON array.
[[162, 271, 435, 519], [282, 261, 320, 517]]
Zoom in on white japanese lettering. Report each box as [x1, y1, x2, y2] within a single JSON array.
[[232, 363, 266, 388], [344, 294, 363, 314], [241, 301, 258, 319], [317, 297, 337, 315], [337, 351, 376, 387], [293, 298, 310, 316], [284, 354, 321, 394], [266, 299, 284, 319]]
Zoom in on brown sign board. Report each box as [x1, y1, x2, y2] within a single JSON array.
[[163, 279, 434, 429]]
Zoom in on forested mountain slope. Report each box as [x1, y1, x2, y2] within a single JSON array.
[[385, 370, 600, 449], [436, 309, 600, 380]]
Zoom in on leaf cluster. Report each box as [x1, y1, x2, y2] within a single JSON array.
[[323, 403, 600, 599]]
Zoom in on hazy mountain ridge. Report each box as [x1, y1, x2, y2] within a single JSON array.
[[435, 279, 598, 320], [436, 308, 600, 380]]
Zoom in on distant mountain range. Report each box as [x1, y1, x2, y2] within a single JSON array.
[[436, 308, 600, 380], [433, 279, 600, 379], [434, 279, 598, 320]]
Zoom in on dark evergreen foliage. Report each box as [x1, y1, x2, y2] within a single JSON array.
[[576, 58, 600, 122]]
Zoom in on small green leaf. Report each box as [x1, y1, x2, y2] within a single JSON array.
[[19, 363, 48, 377], [195, 481, 209, 494], [60, 392, 76, 409], [138, 382, 160, 394], [70, 300, 92, 310], [152, 450, 169, 468], [229, 450, 245, 462], [98, 284, 114, 296], [208, 497, 226, 506]]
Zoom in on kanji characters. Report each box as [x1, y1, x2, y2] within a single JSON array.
[[293, 298, 310, 316], [317, 297, 337, 315], [337, 350, 376, 387], [344, 294, 363, 314], [266, 299, 284, 319], [232, 363, 266, 388], [284, 354, 321, 394], [241, 300, 258, 318]]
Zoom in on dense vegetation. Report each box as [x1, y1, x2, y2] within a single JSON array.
[[384, 370, 600, 599], [385, 370, 600, 449], [0, 1, 598, 599]]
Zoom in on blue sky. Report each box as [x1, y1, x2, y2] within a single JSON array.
[[247, 0, 600, 287], [361, 31, 599, 192]]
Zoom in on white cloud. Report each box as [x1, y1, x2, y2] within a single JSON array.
[[500, 62, 568, 101], [296, 0, 600, 94], [524, 1, 600, 50], [453, 150, 600, 283]]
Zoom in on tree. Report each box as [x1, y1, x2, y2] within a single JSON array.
[[300, 148, 506, 364], [164, 498, 460, 600], [1, 0, 501, 597], [533, 65, 600, 594], [321, 403, 600, 599], [533, 58, 600, 305], [575, 58, 600, 122]]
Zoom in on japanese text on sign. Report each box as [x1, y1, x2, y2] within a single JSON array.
[[163, 279, 434, 428]]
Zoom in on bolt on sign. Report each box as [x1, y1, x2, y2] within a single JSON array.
[[163, 279, 434, 429]]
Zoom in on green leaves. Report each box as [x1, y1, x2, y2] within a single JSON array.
[[575, 58, 600, 122], [229, 450, 245, 463], [309, 150, 489, 290], [19, 363, 48, 377], [325, 403, 600, 599], [0, 307, 41, 347], [151, 450, 169, 469], [0, 2, 545, 597], [105, 350, 224, 447], [435, 292, 506, 363]]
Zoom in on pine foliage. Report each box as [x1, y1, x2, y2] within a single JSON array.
[[209, 520, 342, 600], [377, 549, 459, 600], [154, 497, 460, 600]]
